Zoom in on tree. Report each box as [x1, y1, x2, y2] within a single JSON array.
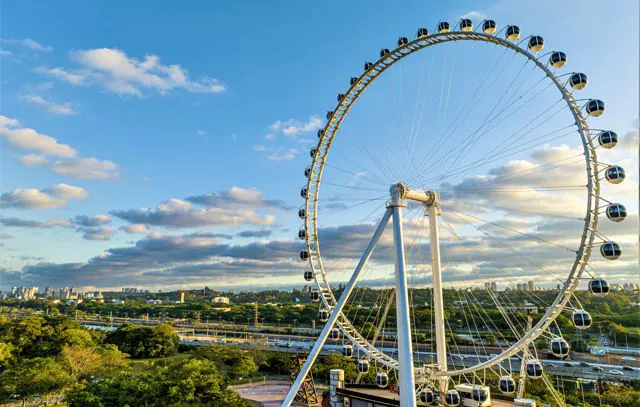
[[0, 342, 13, 368], [95, 344, 129, 377], [0, 357, 71, 407], [230, 355, 258, 379], [58, 328, 95, 348], [62, 346, 102, 380], [105, 324, 178, 358]]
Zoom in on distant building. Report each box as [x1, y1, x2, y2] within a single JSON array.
[[146, 299, 163, 305], [504, 302, 538, 314], [528, 280, 535, 292], [7, 286, 39, 300], [179, 291, 185, 304], [491, 282, 497, 292], [212, 296, 230, 304]]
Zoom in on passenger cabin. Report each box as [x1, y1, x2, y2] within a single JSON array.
[[454, 383, 491, 407]]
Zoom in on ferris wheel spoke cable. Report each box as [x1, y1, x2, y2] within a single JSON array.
[[324, 163, 391, 187], [421, 94, 565, 186], [443, 209, 570, 285], [330, 148, 392, 186], [414, 123, 573, 191], [436, 99, 569, 186], [427, 123, 576, 187], [410, 87, 562, 186], [431, 62, 546, 180], [460, 290, 504, 379], [408, 50, 436, 165], [354, 130, 402, 183], [437, 60, 537, 177], [406, 47, 521, 183]]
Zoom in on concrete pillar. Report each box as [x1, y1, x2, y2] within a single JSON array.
[[329, 369, 345, 407]]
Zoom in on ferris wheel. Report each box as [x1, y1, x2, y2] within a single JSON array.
[[285, 17, 627, 407]]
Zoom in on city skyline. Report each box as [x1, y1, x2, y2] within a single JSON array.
[[1, 0, 639, 292]]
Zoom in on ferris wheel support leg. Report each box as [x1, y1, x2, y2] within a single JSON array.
[[427, 201, 448, 395], [391, 205, 418, 407], [282, 208, 393, 407]]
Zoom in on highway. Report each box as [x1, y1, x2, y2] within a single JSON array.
[[77, 317, 640, 382]]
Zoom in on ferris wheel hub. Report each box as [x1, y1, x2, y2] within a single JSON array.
[[388, 182, 438, 206]]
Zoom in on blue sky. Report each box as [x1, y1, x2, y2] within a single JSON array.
[[1, 0, 638, 291]]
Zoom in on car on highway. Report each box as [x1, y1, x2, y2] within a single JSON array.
[[622, 366, 635, 371], [592, 367, 604, 373], [579, 362, 591, 367], [609, 369, 624, 375], [564, 362, 574, 368]]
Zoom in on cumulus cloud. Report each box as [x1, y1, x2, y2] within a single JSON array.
[[0, 213, 115, 241], [71, 214, 111, 227], [120, 224, 151, 234], [1, 116, 119, 180], [256, 115, 321, 160], [237, 230, 272, 238], [0, 38, 52, 52], [77, 226, 115, 241], [0, 216, 72, 229], [50, 157, 119, 180], [37, 48, 227, 97], [20, 94, 77, 116], [0, 184, 88, 210], [111, 198, 276, 228], [185, 187, 290, 211], [0, 116, 77, 157]]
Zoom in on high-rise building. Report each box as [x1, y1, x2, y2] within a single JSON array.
[[528, 280, 535, 292]]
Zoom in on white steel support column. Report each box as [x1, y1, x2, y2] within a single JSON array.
[[427, 200, 448, 394], [282, 208, 393, 407], [391, 205, 417, 407]]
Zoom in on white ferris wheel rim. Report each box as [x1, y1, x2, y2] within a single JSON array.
[[301, 29, 601, 376]]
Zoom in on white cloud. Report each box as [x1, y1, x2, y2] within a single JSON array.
[[78, 226, 115, 241], [0, 217, 72, 228], [111, 198, 276, 228], [0, 116, 77, 157], [20, 154, 48, 167], [252, 145, 299, 161], [20, 94, 77, 116], [34, 66, 90, 86], [459, 10, 487, 21], [0, 38, 52, 52], [196, 130, 207, 136], [621, 123, 639, 151], [120, 224, 150, 234], [35, 48, 227, 98], [51, 157, 119, 180], [0, 49, 12, 57], [1, 116, 119, 180], [0, 183, 88, 210], [269, 116, 323, 138], [71, 214, 112, 227]]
